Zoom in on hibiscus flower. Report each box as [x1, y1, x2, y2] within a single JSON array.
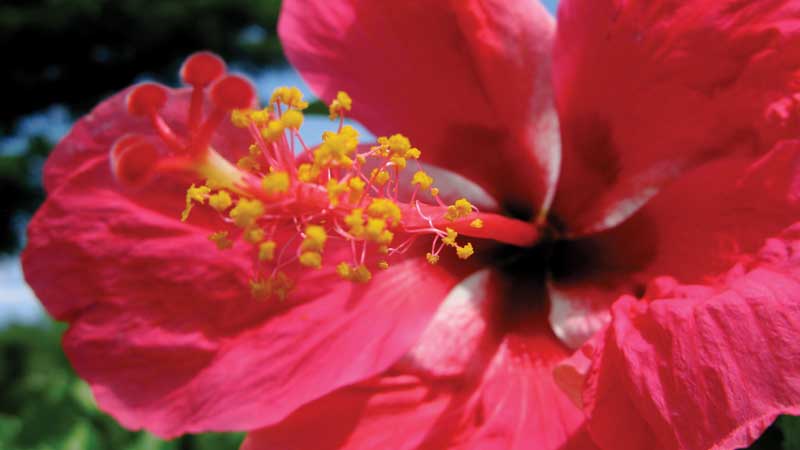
[[22, 1, 800, 450]]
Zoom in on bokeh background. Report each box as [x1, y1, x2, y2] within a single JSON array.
[[0, 0, 798, 449]]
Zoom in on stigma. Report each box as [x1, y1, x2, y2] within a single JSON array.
[[112, 52, 482, 301]]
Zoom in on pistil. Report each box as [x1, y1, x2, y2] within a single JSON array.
[[110, 52, 484, 301]]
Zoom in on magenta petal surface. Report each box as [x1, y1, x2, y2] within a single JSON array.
[[279, 0, 561, 212], [580, 225, 800, 450], [548, 140, 800, 349], [242, 270, 587, 450], [552, 0, 800, 233], [23, 89, 466, 437]]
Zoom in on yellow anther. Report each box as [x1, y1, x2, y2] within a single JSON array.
[[281, 110, 304, 129], [426, 252, 440, 264], [364, 218, 387, 242], [336, 262, 371, 282], [299, 251, 323, 269], [378, 260, 389, 270], [328, 91, 352, 119], [271, 272, 295, 301], [291, 88, 309, 109], [187, 184, 210, 203], [269, 87, 286, 104], [229, 198, 264, 228], [205, 177, 224, 190], [390, 156, 407, 170], [377, 229, 394, 245], [344, 208, 365, 237], [340, 125, 359, 140], [366, 198, 402, 225], [456, 243, 475, 260], [259, 240, 277, 261], [244, 227, 265, 244], [444, 198, 475, 221], [348, 177, 366, 203], [237, 156, 261, 172], [250, 109, 270, 125], [297, 163, 320, 182], [374, 137, 390, 157], [378, 245, 389, 254], [442, 228, 458, 247], [431, 187, 440, 196], [349, 177, 366, 191], [411, 170, 434, 191], [456, 198, 474, 211], [209, 231, 233, 250], [301, 225, 327, 252], [208, 190, 233, 212], [316, 126, 359, 168], [405, 147, 421, 159], [387, 134, 411, 156], [251, 278, 270, 299], [252, 273, 294, 300], [470, 219, 484, 229], [249, 144, 261, 156], [181, 184, 211, 222], [263, 171, 290, 195], [261, 120, 285, 141], [370, 168, 391, 186], [271, 86, 308, 109], [336, 262, 352, 280], [326, 179, 349, 206], [351, 265, 372, 282], [231, 109, 251, 128]]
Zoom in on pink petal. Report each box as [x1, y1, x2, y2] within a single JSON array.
[[548, 140, 800, 349], [279, 0, 561, 212], [243, 270, 587, 450], [552, 0, 800, 233], [22, 90, 468, 437], [578, 224, 800, 450]]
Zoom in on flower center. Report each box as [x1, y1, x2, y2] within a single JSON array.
[[111, 52, 484, 301], [487, 221, 651, 329]]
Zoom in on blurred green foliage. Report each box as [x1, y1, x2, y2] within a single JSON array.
[[0, 322, 245, 450], [0, 136, 48, 252], [780, 416, 800, 450]]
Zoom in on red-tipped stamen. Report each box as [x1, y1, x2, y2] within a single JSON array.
[[149, 114, 185, 152], [127, 83, 167, 116], [181, 51, 226, 87], [181, 52, 227, 132], [110, 134, 160, 187], [191, 75, 257, 155], [210, 75, 256, 111], [127, 83, 184, 152]]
